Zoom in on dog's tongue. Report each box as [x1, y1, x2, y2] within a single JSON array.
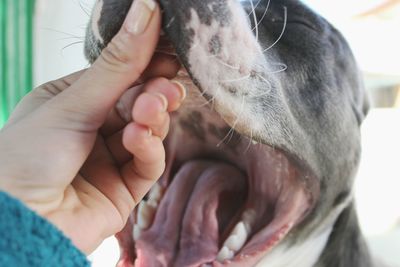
[[134, 161, 247, 267]]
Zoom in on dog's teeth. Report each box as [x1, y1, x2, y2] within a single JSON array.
[[242, 209, 256, 226], [132, 224, 142, 240], [216, 222, 248, 262], [251, 140, 258, 145], [216, 246, 234, 262], [232, 221, 247, 236], [137, 201, 156, 229], [148, 183, 163, 203], [133, 187, 162, 239], [147, 199, 158, 209], [223, 222, 248, 252]]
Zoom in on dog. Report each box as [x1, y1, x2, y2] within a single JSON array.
[[84, 0, 372, 266]]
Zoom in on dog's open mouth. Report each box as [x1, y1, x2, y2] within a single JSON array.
[[116, 47, 319, 266], [117, 132, 317, 266]]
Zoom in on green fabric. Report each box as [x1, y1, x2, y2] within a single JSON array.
[[0, 191, 90, 267], [0, 0, 34, 128]]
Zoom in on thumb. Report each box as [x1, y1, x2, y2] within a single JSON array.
[[49, 0, 161, 126]]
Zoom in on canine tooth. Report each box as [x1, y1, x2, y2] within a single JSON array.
[[133, 224, 142, 240], [225, 235, 243, 252], [137, 201, 156, 229], [251, 140, 258, 145], [217, 246, 234, 262], [232, 222, 247, 236], [242, 209, 256, 226]]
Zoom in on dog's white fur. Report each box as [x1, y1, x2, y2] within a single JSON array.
[[91, 0, 104, 44]]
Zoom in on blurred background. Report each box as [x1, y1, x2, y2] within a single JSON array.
[[1, 0, 399, 266]]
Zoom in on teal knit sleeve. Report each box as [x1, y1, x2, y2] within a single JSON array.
[[0, 191, 90, 267]]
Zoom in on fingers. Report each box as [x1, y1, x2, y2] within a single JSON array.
[[141, 78, 186, 113], [101, 78, 185, 138], [121, 123, 165, 204], [103, 79, 185, 166], [118, 80, 185, 203], [48, 0, 162, 128], [100, 53, 181, 137]]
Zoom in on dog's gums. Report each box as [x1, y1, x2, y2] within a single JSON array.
[[85, 0, 371, 266]]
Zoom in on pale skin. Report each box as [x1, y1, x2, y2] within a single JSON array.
[[0, 2, 180, 254]]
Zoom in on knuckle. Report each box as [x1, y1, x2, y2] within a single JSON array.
[[37, 75, 74, 96], [38, 81, 64, 96], [98, 33, 146, 76], [100, 38, 130, 68]]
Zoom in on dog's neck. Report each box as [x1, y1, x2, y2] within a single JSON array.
[[315, 203, 374, 267]]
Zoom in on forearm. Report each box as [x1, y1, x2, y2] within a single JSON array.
[[0, 191, 89, 267]]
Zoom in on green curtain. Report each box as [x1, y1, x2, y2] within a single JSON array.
[[0, 0, 35, 127]]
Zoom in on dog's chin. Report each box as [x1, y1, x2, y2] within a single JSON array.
[[114, 48, 319, 267]]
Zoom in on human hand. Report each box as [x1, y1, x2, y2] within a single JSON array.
[[0, 0, 184, 253]]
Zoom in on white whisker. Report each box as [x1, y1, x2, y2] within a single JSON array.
[[263, 6, 288, 53], [221, 74, 251, 83], [246, 0, 262, 17], [194, 87, 219, 109], [250, 0, 259, 41], [255, 72, 272, 87], [217, 96, 245, 147], [165, 16, 176, 29], [245, 129, 254, 153], [215, 58, 241, 70], [268, 62, 288, 74], [252, 0, 271, 32]]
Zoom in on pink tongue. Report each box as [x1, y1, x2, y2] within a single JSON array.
[[135, 161, 247, 267]]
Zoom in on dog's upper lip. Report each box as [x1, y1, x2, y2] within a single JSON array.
[[156, 36, 178, 56]]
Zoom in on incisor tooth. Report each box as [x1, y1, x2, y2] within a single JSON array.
[[217, 246, 234, 262], [137, 201, 156, 229]]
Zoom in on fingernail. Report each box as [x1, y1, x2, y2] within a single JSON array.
[[152, 92, 168, 112], [171, 80, 186, 102], [125, 0, 156, 35]]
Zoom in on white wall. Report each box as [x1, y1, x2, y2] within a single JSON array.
[[34, 0, 95, 86]]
